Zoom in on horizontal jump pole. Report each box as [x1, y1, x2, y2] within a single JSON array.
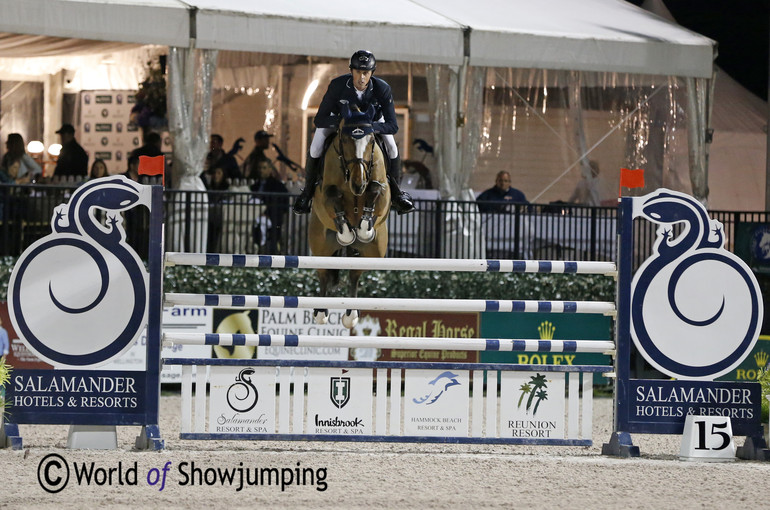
[[163, 333, 615, 353], [165, 293, 616, 315], [165, 253, 616, 276]]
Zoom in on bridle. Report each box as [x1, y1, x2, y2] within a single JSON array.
[[334, 123, 376, 185]]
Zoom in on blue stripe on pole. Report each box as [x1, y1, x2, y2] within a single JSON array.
[[485, 300, 499, 312], [258, 334, 271, 346], [513, 340, 526, 351], [538, 340, 551, 351], [258, 255, 272, 267], [204, 294, 218, 306], [285, 335, 299, 346], [257, 296, 270, 307], [285, 256, 300, 268], [485, 339, 500, 350], [563, 341, 578, 352], [538, 302, 552, 312], [233, 295, 245, 307], [513, 301, 525, 312], [233, 334, 246, 345], [538, 261, 552, 272], [204, 334, 218, 345], [487, 260, 500, 272], [564, 302, 577, 313], [232, 255, 246, 267], [285, 296, 299, 308], [564, 262, 578, 273], [205, 254, 219, 266], [513, 261, 527, 272]]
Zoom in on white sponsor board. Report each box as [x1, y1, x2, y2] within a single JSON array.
[[257, 308, 349, 360], [208, 366, 276, 434], [98, 306, 212, 383], [306, 367, 371, 435], [404, 369, 469, 436], [499, 372, 565, 439]]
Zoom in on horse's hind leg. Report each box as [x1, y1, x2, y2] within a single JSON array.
[[356, 182, 384, 243], [341, 269, 364, 329], [314, 267, 339, 325]]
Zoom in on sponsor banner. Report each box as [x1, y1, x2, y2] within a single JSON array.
[[627, 379, 762, 436], [499, 372, 565, 439], [208, 366, 276, 434], [306, 367, 371, 435], [350, 311, 479, 363], [79, 90, 171, 176], [718, 335, 770, 382], [480, 312, 612, 385], [403, 369, 469, 436], [255, 308, 349, 360], [6, 369, 146, 423]]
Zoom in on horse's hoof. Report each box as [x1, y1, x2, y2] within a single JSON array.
[[313, 309, 329, 325], [342, 309, 359, 329], [356, 227, 375, 243], [337, 228, 356, 246]]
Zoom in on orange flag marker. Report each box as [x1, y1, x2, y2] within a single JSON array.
[[138, 155, 165, 186]]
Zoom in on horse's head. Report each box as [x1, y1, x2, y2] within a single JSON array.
[[337, 103, 378, 196]]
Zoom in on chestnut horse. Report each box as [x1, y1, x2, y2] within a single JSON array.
[[308, 104, 391, 328]]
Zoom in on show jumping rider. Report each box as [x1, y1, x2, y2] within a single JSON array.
[[292, 50, 415, 215]]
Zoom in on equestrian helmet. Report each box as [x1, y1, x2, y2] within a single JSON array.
[[349, 50, 376, 71]]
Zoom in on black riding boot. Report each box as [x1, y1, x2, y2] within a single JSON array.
[[293, 156, 321, 214], [387, 156, 415, 215]]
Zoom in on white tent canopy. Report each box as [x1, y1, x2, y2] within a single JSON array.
[[0, 0, 714, 77]]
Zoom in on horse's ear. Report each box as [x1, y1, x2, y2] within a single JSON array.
[[366, 104, 376, 121], [340, 100, 351, 120]]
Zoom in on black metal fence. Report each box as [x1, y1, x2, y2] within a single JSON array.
[[2, 182, 768, 267]]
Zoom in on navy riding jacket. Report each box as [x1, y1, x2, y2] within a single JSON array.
[[313, 74, 398, 135]]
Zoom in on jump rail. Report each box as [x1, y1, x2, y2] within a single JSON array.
[[163, 333, 616, 353], [165, 253, 617, 276], [165, 293, 616, 315]]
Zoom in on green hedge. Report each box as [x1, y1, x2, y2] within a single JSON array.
[[1, 256, 615, 301]]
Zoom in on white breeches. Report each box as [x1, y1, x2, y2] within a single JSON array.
[[310, 127, 398, 159]]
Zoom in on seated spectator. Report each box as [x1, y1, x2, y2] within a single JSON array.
[[88, 158, 109, 180], [476, 171, 529, 213], [204, 134, 241, 181], [131, 131, 163, 159], [0, 133, 42, 184], [250, 160, 289, 254]]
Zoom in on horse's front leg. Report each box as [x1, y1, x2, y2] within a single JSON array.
[[356, 181, 384, 243], [313, 268, 331, 325], [326, 185, 356, 246], [341, 269, 364, 329]]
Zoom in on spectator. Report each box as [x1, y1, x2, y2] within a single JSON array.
[[569, 160, 601, 207], [250, 160, 289, 254], [204, 134, 241, 181], [130, 131, 163, 159], [122, 155, 147, 257], [242, 130, 277, 180], [53, 123, 89, 179], [0, 133, 42, 184], [88, 158, 109, 180], [0, 316, 8, 360], [123, 155, 140, 182], [206, 163, 231, 253], [476, 171, 529, 213]]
